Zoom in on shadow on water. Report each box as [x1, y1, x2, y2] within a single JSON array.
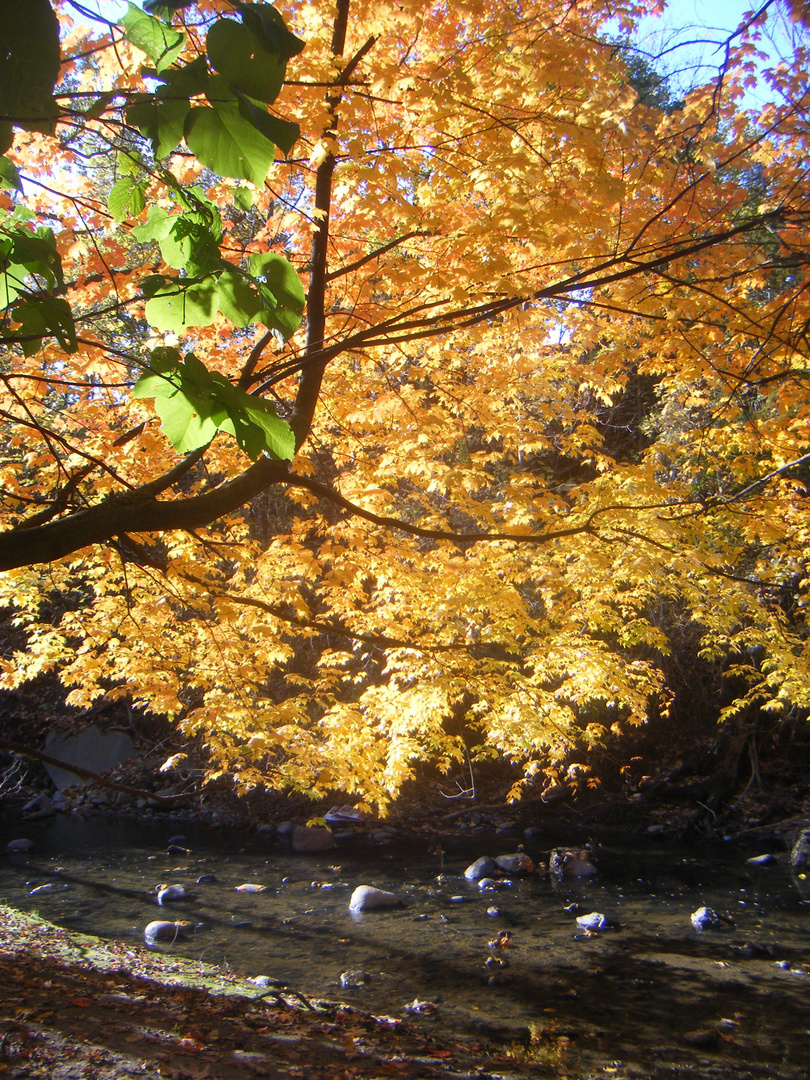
[[2, 810, 810, 1076]]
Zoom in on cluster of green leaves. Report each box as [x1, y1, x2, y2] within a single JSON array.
[[133, 347, 295, 459], [0, 1, 306, 463], [130, 188, 304, 339], [123, 1, 303, 184]]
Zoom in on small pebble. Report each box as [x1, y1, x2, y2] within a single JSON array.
[[486, 906, 500, 917]]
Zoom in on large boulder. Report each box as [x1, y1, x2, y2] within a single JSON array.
[[494, 852, 535, 876], [44, 724, 136, 790], [349, 885, 400, 912], [292, 825, 336, 853], [464, 856, 497, 881]]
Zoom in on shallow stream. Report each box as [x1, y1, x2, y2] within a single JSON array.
[[2, 812, 809, 1078]]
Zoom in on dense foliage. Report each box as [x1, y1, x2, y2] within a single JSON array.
[[1, 0, 810, 808]]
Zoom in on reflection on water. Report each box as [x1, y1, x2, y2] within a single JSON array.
[[2, 811, 810, 1076]]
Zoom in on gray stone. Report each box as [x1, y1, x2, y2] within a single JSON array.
[[144, 920, 190, 944], [349, 885, 400, 912], [44, 724, 136, 791], [576, 911, 607, 932], [464, 856, 496, 881], [790, 829, 810, 871], [7, 838, 33, 853], [340, 969, 371, 988], [495, 852, 534, 876], [292, 825, 336, 853], [747, 853, 776, 867]]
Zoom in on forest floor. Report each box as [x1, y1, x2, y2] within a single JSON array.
[[0, 906, 556, 1080]]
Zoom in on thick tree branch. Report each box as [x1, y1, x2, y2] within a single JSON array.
[[0, 456, 289, 572]]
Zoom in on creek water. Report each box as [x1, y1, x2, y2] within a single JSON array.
[[2, 811, 810, 1078]]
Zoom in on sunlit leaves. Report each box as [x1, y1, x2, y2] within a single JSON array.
[[133, 347, 295, 459], [121, 2, 185, 74], [207, 19, 287, 105], [185, 78, 278, 186]]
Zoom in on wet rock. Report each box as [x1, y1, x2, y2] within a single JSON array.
[[168, 835, 187, 846], [790, 829, 810, 871], [196, 873, 217, 884], [7, 838, 33, 853], [144, 920, 190, 944], [166, 844, 190, 856], [522, 826, 542, 843], [464, 856, 496, 881], [494, 851, 534, 876], [292, 825, 336, 853], [156, 883, 189, 905], [403, 998, 438, 1015], [349, 885, 400, 912], [340, 969, 371, 988], [277, 820, 294, 838], [478, 877, 498, 890], [29, 883, 57, 895], [691, 905, 724, 932], [488, 929, 513, 949], [370, 827, 398, 843], [549, 848, 597, 878], [249, 975, 286, 989], [486, 906, 501, 917], [746, 853, 776, 867], [730, 940, 775, 959], [576, 911, 607, 932], [682, 1028, 719, 1047], [235, 883, 266, 893], [449, 895, 465, 904]]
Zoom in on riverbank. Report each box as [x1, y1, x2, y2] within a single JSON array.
[[0, 905, 546, 1080]]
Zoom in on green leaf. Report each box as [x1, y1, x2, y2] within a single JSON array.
[[11, 297, 77, 354], [219, 391, 295, 460], [156, 54, 209, 99], [0, 0, 60, 133], [238, 3, 305, 61], [216, 267, 262, 327], [0, 263, 25, 308], [133, 347, 295, 460], [0, 157, 22, 192], [121, 2, 185, 73], [233, 89, 299, 155], [145, 276, 220, 332], [206, 18, 286, 105], [160, 215, 223, 275], [127, 91, 190, 159], [184, 91, 276, 185], [131, 205, 173, 244], [249, 252, 305, 340], [108, 176, 146, 222]]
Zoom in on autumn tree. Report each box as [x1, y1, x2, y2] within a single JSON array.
[[1, 0, 810, 808]]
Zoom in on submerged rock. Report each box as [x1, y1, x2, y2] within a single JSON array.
[[549, 848, 597, 878], [6, 838, 33, 853], [349, 885, 400, 912], [465, 856, 497, 881], [235, 883, 266, 893], [340, 969, 371, 988]]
